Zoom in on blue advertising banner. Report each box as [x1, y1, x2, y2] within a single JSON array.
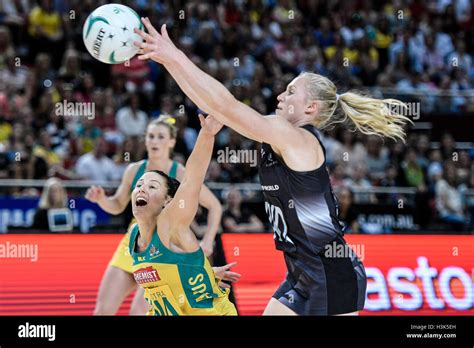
[[0, 197, 110, 233]]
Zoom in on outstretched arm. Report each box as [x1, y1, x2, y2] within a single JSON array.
[[85, 163, 136, 214], [158, 115, 222, 232], [175, 165, 223, 257], [134, 19, 302, 150]]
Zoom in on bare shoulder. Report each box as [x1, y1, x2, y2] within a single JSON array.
[[275, 124, 324, 171], [122, 161, 144, 183]]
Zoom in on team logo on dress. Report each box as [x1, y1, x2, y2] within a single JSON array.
[[265, 152, 278, 167], [133, 266, 160, 284], [149, 244, 161, 259]]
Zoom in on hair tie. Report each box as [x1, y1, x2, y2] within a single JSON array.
[[164, 117, 176, 125]]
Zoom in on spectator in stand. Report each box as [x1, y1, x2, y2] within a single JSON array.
[[380, 163, 405, 204], [388, 51, 412, 85], [366, 135, 389, 183], [337, 187, 359, 233], [447, 39, 472, 75], [222, 187, 264, 233], [435, 163, 466, 230], [427, 149, 444, 186], [374, 16, 393, 69], [173, 112, 198, 158], [206, 159, 230, 183], [74, 73, 94, 104], [343, 164, 377, 204], [459, 171, 474, 232], [115, 94, 148, 137], [456, 150, 471, 184], [33, 129, 61, 168], [111, 56, 154, 96], [10, 131, 47, 179], [432, 16, 454, 60], [340, 14, 365, 48], [75, 137, 118, 182], [0, 26, 15, 69], [324, 32, 358, 69], [439, 133, 456, 160], [107, 71, 127, 108], [313, 18, 334, 50], [90, 89, 116, 130], [356, 42, 379, 86], [58, 48, 82, 84], [329, 161, 346, 190], [389, 30, 423, 74], [112, 137, 140, 180], [0, 0, 30, 46], [415, 134, 431, 169], [74, 117, 102, 155], [27, 0, 64, 67], [401, 147, 426, 188], [331, 129, 367, 178], [32, 177, 71, 231], [0, 51, 28, 92]]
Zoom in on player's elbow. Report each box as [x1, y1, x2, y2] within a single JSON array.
[[205, 195, 223, 216], [109, 197, 128, 215]]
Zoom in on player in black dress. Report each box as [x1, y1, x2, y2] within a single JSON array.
[[134, 20, 412, 315]]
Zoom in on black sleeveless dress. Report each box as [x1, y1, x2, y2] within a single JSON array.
[[258, 124, 367, 315]]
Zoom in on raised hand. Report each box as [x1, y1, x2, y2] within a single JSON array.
[[213, 262, 241, 289], [198, 113, 223, 136], [85, 185, 106, 204], [133, 18, 179, 64]]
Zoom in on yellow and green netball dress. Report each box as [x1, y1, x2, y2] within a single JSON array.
[[128, 224, 237, 316], [109, 160, 179, 273]]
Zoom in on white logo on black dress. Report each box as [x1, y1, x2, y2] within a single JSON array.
[[265, 202, 294, 245]]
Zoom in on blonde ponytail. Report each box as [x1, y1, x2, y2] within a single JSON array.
[[337, 92, 413, 142], [301, 72, 413, 142]]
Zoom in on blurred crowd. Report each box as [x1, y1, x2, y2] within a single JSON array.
[[0, 0, 473, 231]]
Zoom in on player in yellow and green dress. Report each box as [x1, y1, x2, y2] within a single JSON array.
[[129, 114, 236, 315], [85, 115, 227, 315]]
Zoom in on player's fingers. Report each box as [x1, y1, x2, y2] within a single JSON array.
[[133, 28, 154, 42], [141, 17, 160, 37], [225, 271, 241, 278], [198, 113, 205, 125], [137, 52, 152, 61], [223, 272, 241, 281], [219, 282, 230, 289], [161, 24, 172, 43], [134, 41, 153, 50], [223, 261, 237, 270], [85, 189, 96, 201]]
